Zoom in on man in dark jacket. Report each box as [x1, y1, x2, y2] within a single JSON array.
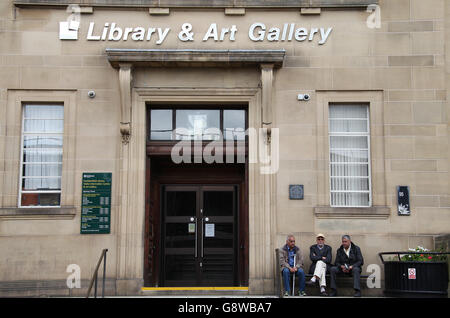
[[306, 233, 332, 296], [329, 235, 364, 297]]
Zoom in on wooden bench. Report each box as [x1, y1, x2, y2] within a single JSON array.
[[275, 248, 369, 297]]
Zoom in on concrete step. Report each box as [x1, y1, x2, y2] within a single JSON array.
[[139, 287, 250, 297], [278, 275, 381, 297], [302, 277, 380, 297]]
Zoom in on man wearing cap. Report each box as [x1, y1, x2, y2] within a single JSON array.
[[306, 234, 332, 296]]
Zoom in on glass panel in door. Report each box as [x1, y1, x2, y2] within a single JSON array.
[[201, 188, 236, 286], [163, 188, 198, 286]]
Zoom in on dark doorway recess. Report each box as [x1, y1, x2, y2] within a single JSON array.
[[144, 157, 248, 287]]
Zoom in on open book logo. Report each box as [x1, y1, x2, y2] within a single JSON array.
[[59, 5, 81, 40], [59, 21, 80, 40]]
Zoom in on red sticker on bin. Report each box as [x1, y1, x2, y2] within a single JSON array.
[[408, 268, 416, 279]]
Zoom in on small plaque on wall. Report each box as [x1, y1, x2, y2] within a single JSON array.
[[289, 185, 304, 200], [397, 186, 410, 216]]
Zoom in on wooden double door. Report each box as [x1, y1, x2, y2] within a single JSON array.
[[162, 185, 238, 286], [145, 157, 248, 287]]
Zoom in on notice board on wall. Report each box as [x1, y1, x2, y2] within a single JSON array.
[[81, 173, 112, 234]]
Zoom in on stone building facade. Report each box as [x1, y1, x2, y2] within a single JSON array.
[[0, 0, 449, 296]]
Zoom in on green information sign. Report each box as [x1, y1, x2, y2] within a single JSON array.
[[81, 173, 112, 234]]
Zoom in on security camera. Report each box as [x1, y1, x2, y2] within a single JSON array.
[[88, 91, 96, 98], [297, 93, 311, 101]]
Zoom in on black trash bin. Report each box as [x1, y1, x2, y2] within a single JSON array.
[[379, 252, 449, 298]]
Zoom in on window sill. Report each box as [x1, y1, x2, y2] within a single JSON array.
[[314, 206, 390, 219], [0, 207, 76, 220]]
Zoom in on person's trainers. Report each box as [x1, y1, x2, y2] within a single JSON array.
[[284, 291, 289, 297], [329, 289, 337, 297], [320, 290, 328, 296], [299, 291, 307, 296], [354, 290, 361, 297], [306, 280, 317, 286]]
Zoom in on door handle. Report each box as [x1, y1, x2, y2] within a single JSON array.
[[190, 217, 197, 258], [201, 217, 210, 258], [201, 217, 204, 258]]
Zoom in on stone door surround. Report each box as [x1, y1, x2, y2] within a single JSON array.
[[106, 48, 285, 295]]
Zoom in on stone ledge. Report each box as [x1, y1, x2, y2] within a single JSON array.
[[314, 206, 391, 219], [225, 7, 246, 15], [301, 7, 321, 15], [14, 0, 378, 8], [106, 49, 286, 69], [0, 279, 116, 297], [0, 206, 76, 220], [149, 7, 170, 15]]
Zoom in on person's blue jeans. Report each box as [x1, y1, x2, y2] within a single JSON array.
[[282, 267, 305, 294]]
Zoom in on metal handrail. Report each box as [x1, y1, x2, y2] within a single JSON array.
[[379, 251, 450, 264], [86, 249, 108, 298]]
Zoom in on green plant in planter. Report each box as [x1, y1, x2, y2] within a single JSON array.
[[400, 246, 448, 262]]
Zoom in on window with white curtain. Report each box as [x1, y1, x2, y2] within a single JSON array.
[[19, 104, 64, 207], [329, 104, 371, 207]]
